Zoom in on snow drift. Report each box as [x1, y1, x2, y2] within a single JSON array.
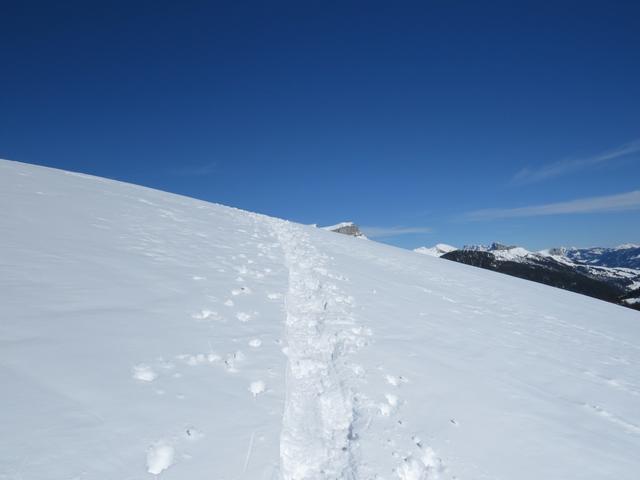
[[1, 159, 639, 480]]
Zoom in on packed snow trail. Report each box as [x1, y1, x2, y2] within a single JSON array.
[[271, 219, 367, 479]]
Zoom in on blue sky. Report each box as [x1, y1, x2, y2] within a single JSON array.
[[1, 1, 639, 250]]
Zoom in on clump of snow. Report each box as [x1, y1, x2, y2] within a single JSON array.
[[191, 309, 217, 320], [249, 380, 266, 397], [132, 364, 157, 382], [146, 442, 175, 474], [385, 393, 399, 407]]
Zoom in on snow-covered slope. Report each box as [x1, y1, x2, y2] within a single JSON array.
[[2, 159, 640, 480], [414, 244, 457, 257]]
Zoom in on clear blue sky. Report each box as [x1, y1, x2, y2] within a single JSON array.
[[2, 1, 639, 250]]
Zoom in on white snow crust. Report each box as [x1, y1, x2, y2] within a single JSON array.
[[1, 159, 640, 479]]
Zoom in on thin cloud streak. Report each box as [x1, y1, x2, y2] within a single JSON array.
[[465, 190, 640, 221], [361, 226, 432, 238], [512, 140, 640, 184]]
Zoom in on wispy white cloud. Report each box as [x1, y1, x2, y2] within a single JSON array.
[[512, 140, 640, 184], [465, 190, 640, 221], [169, 161, 217, 176], [361, 225, 432, 238]]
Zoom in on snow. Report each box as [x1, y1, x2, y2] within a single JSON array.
[[249, 380, 266, 397], [616, 243, 640, 250], [273, 218, 364, 478], [537, 249, 578, 266], [133, 364, 159, 382], [323, 221, 359, 231], [147, 442, 176, 474], [414, 243, 457, 257], [490, 246, 531, 261], [2, 159, 640, 479], [460, 243, 535, 262]]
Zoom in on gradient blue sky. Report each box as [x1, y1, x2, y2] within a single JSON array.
[[2, 1, 639, 249]]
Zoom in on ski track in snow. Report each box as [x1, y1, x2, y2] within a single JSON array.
[[271, 219, 367, 480]]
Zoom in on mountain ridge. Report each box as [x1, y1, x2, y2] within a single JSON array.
[[423, 242, 640, 310]]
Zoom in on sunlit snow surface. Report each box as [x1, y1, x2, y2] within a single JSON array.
[[1, 159, 640, 480]]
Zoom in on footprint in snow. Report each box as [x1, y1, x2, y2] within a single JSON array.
[[231, 286, 252, 296], [249, 338, 262, 348], [184, 426, 204, 441], [236, 312, 252, 322], [396, 455, 427, 480], [385, 374, 409, 387], [224, 351, 245, 372], [379, 394, 399, 417]]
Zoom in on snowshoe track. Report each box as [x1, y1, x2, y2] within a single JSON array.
[[271, 220, 368, 480]]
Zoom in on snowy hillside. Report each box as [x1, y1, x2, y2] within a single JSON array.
[[2, 159, 640, 480]]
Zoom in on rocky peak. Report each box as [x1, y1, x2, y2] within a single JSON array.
[[322, 222, 367, 239]]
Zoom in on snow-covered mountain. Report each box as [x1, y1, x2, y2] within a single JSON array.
[[441, 243, 640, 310], [462, 242, 532, 261], [560, 244, 640, 270], [413, 243, 457, 257], [2, 159, 640, 480]]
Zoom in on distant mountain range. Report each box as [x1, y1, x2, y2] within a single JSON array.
[[322, 222, 639, 310], [415, 242, 640, 311]]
